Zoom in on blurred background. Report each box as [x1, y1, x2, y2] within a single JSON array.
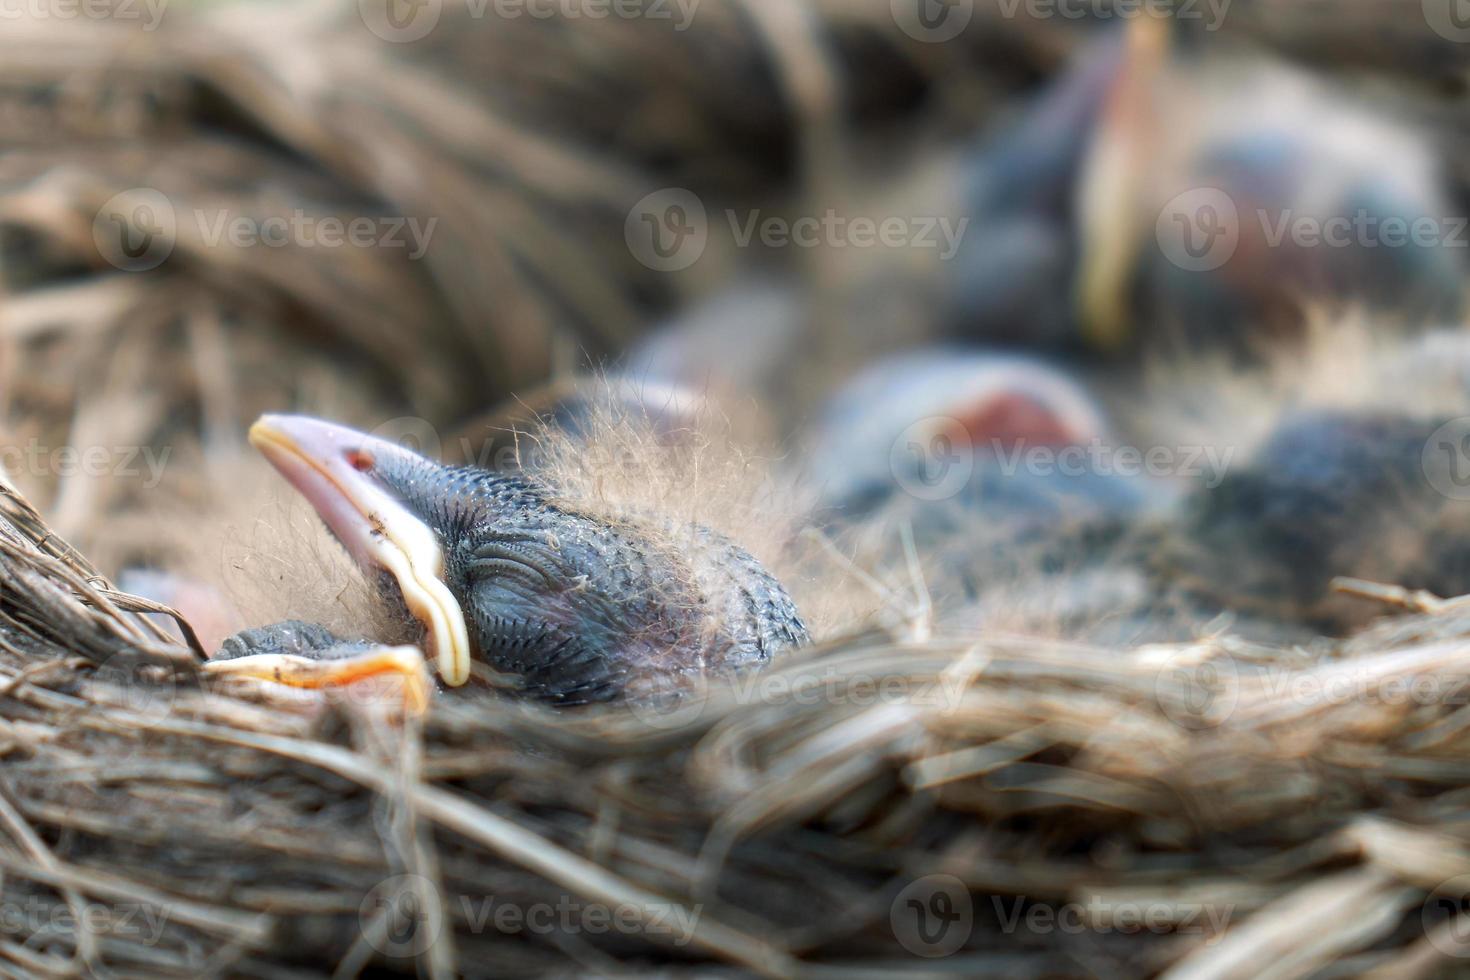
[[4, 0, 1470, 641], [11, 4, 1470, 976]]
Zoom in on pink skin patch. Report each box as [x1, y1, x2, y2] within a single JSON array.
[[954, 392, 1090, 454]]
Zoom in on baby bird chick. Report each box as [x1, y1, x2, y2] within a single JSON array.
[[210, 415, 807, 706], [1163, 410, 1470, 635]]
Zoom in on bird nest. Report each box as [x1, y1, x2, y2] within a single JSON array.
[[2, 476, 1470, 978], [3, 3, 1470, 978]]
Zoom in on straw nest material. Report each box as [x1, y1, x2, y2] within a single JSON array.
[[5, 456, 1470, 977], [4, 3, 1470, 978]]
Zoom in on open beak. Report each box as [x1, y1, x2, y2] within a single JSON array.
[[247, 415, 473, 687]]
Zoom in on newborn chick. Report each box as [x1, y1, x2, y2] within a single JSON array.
[[946, 19, 1463, 358], [209, 415, 807, 705], [1162, 410, 1470, 635], [807, 348, 1163, 541]]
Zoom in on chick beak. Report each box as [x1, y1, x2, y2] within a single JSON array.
[[1075, 15, 1170, 350], [203, 645, 432, 715], [247, 414, 473, 687]]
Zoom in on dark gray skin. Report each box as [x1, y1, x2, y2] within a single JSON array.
[[1159, 411, 1470, 635], [222, 456, 809, 705], [921, 410, 1470, 644]]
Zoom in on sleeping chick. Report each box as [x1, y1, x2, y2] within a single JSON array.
[[210, 415, 808, 706]]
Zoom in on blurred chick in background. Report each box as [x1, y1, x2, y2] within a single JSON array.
[[799, 348, 1171, 637], [803, 347, 1163, 535], [947, 17, 1465, 359], [1163, 410, 1470, 635], [794, 325, 1470, 646]]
